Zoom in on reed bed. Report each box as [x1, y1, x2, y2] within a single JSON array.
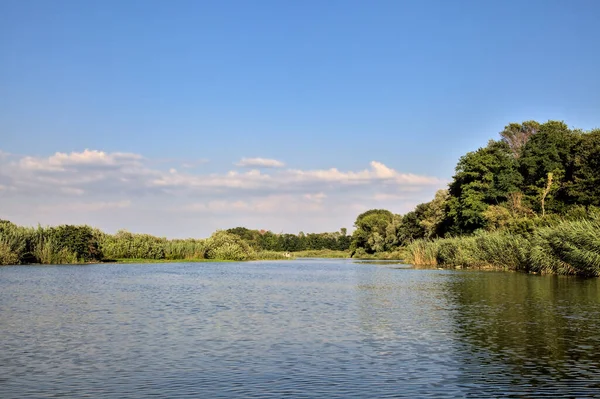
[[0, 221, 293, 265], [405, 218, 600, 277]]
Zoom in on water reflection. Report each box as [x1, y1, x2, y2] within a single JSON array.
[[0, 262, 599, 398], [443, 272, 600, 396]]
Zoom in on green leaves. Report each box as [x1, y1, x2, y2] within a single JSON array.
[[445, 140, 521, 234], [350, 209, 394, 254]]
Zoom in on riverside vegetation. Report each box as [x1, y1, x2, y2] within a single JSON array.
[[0, 221, 352, 265], [348, 120, 600, 277], [1, 120, 599, 276]]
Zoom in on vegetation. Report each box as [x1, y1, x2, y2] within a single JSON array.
[[292, 249, 350, 258], [0, 220, 348, 265], [349, 120, 600, 276], [2, 119, 599, 275], [226, 227, 351, 252]]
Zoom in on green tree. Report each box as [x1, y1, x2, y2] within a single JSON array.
[[397, 210, 427, 243], [419, 189, 449, 238], [500, 120, 540, 158], [518, 120, 578, 213], [350, 209, 393, 254], [568, 129, 600, 207], [445, 140, 522, 234], [47, 225, 103, 262]]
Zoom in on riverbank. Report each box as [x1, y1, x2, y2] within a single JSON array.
[[403, 218, 600, 277], [292, 249, 349, 258], [0, 221, 293, 265]]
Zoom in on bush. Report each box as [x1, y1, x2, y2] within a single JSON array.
[[204, 231, 256, 261], [45, 225, 103, 262], [0, 222, 28, 265]]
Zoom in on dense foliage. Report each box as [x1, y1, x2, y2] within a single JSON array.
[[0, 221, 103, 265], [2, 119, 598, 276], [349, 120, 600, 275]]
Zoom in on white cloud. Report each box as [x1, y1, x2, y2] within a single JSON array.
[[0, 148, 447, 237], [38, 200, 132, 213], [180, 159, 209, 168], [303, 193, 327, 203], [180, 195, 325, 214], [286, 161, 442, 185], [60, 187, 85, 196], [19, 149, 143, 172], [235, 157, 285, 168]]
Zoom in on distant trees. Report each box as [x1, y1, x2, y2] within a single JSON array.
[[226, 227, 351, 252]]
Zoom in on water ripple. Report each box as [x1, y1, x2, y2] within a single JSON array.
[[0, 261, 599, 398]]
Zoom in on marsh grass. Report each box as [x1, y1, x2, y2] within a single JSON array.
[[0, 221, 295, 265], [293, 249, 350, 258], [252, 250, 292, 260], [405, 218, 600, 277]]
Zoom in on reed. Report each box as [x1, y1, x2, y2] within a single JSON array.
[[404, 218, 600, 276], [293, 249, 350, 258], [405, 239, 439, 266], [251, 250, 291, 260]]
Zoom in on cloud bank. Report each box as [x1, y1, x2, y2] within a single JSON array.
[[0, 149, 447, 237], [235, 157, 285, 168]]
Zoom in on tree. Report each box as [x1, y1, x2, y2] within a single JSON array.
[[568, 129, 600, 207], [397, 210, 426, 243], [444, 140, 522, 234], [419, 189, 449, 238], [500, 120, 540, 158], [47, 225, 103, 262], [350, 209, 393, 254], [518, 120, 577, 213]]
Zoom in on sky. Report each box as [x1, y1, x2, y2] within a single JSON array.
[[1, 0, 599, 238]]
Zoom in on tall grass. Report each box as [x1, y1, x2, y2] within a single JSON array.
[[405, 240, 440, 266], [0, 224, 28, 265], [405, 218, 600, 277], [0, 222, 96, 265], [293, 249, 350, 258], [252, 250, 291, 260], [0, 221, 293, 265], [33, 238, 79, 264]]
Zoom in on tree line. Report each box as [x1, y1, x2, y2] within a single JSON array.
[[348, 120, 600, 276], [0, 220, 350, 265], [226, 227, 351, 252]]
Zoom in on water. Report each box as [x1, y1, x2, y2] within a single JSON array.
[[1, 259, 599, 398]]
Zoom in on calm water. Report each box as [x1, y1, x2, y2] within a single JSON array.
[[1, 259, 599, 398]]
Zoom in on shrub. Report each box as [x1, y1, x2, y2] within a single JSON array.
[[204, 231, 256, 261], [45, 225, 102, 262]]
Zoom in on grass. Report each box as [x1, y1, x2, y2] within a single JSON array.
[[404, 217, 600, 277], [0, 222, 296, 265], [292, 249, 350, 258], [113, 258, 231, 264], [352, 249, 406, 261]]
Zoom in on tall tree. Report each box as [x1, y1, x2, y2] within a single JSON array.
[[518, 120, 577, 213], [419, 189, 449, 238], [568, 128, 600, 207], [444, 140, 522, 234], [500, 120, 540, 158], [350, 209, 393, 254]]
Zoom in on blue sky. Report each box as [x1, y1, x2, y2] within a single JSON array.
[[1, 0, 599, 237]]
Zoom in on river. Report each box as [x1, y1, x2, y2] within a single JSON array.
[[1, 259, 599, 398]]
